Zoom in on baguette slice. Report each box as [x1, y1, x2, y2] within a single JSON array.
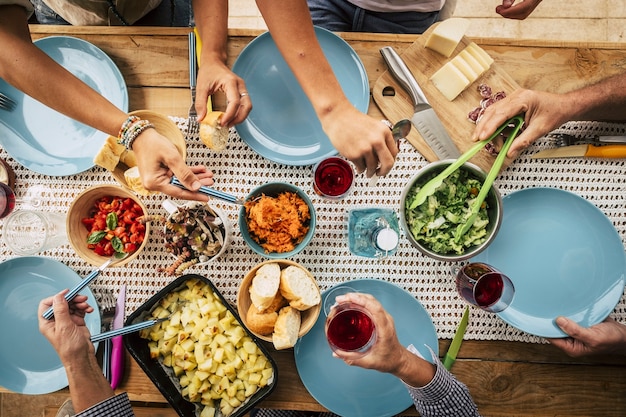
[[124, 166, 155, 196], [94, 136, 125, 171], [199, 111, 228, 151], [272, 306, 301, 350], [279, 265, 320, 311], [246, 306, 278, 336], [249, 263, 281, 311]]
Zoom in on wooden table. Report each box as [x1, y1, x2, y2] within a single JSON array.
[[13, 26, 626, 417]]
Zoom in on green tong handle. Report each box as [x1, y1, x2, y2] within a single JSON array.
[[409, 117, 522, 210], [454, 116, 525, 242]]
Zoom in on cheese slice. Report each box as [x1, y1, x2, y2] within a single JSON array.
[[424, 17, 471, 58], [466, 42, 495, 69], [430, 61, 471, 101], [450, 55, 479, 83], [458, 49, 487, 75]]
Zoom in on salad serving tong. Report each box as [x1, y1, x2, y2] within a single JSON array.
[[410, 115, 525, 242]]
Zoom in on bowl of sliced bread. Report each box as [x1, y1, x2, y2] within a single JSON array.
[[237, 259, 321, 350], [93, 110, 186, 196]]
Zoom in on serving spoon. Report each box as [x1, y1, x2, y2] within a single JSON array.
[[369, 119, 412, 186]]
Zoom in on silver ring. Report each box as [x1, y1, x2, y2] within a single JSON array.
[[240, 92, 249, 98], [380, 119, 393, 130]]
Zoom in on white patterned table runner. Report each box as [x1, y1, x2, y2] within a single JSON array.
[[1, 118, 624, 344]]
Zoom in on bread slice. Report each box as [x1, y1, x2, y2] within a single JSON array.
[[279, 266, 321, 311], [199, 111, 228, 151], [124, 166, 154, 196], [119, 149, 137, 168], [94, 136, 125, 171], [249, 263, 281, 311], [272, 306, 301, 350], [246, 305, 278, 336]]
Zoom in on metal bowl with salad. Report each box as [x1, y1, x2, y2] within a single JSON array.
[[400, 160, 503, 261]]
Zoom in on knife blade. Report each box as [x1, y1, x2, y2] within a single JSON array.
[[532, 144, 626, 159], [379, 46, 460, 160], [443, 306, 469, 371], [110, 284, 126, 389]]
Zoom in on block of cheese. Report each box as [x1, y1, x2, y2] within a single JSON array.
[[424, 17, 471, 58], [430, 61, 471, 101]]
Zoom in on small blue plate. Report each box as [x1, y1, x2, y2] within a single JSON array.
[[232, 26, 369, 166], [0, 257, 101, 394], [294, 279, 437, 417], [472, 187, 626, 338], [0, 36, 128, 176]]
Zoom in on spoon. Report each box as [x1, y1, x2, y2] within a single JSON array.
[[369, 119, 412, 186], [42, 251, 130, 320]]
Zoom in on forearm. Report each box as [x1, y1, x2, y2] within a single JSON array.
[[254, 0, 351, 117], [193, 0, 229, 65], [564, 73, 626, 122], [0, 6, 126, 136], [64, 354, 115, 413]]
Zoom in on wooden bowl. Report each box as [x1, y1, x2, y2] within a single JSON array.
[[237, 259, 321, 343], [67, 184, 150, 267], [110, 110, 186, 191]]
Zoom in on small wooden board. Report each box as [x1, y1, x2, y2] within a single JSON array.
[[372, 23, 520, 172]]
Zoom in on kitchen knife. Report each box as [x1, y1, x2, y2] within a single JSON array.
[[532, 144, 626, 159], [443, 306, 469, 371], [110, 284, 126, 389], [380, 46, 460, 160]]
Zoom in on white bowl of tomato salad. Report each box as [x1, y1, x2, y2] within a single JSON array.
[[67, 184, 150, 267]]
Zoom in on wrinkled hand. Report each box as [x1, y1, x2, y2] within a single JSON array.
[[472, 88, 572, 158], [548, 317, 626, 357], [196, 56, 252, 128], [320, 104, 398, 178], [38, 291, 95, 363], [132, 128, 215, 200], [331, 293, 406, 373], [495, 0, 543, 20]]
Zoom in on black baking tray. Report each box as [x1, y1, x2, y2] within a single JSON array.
[[124, 274, 278, 417]]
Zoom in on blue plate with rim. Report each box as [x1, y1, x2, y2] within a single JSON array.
[[0, 257, 101, 394], [472, 187, 626, 338], [0, 36, 128, 176], [294, 279, 437, 417], [232, 26, 369, 166]]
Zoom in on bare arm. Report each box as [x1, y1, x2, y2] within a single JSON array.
[[495, 0, 543, 20]]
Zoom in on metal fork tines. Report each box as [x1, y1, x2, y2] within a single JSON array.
[[186, 31, 199, 137], [0, 92, 16, 111], [94, 288, 116, 381], [549, 133, 626, 147]]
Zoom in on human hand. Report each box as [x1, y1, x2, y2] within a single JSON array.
[[548, 316, 626, 357], [472, 88, 573, 158], [495, 0, 543, 20], [320, 103, 398, 177], [196, 55, 252, 128], [131, 128, 215, 200], [38, 290, 95, 363]]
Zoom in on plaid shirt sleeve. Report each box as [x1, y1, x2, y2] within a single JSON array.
[[75, 393, 135, 417], [403, 345, 481, 417]]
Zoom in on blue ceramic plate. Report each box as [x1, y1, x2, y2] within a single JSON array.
[[472, 187, 626, 338], [0, 257, 101, 394], [232, 27, 369, 166], [294, 279, 437, 417], [0, 36, 128, 176]]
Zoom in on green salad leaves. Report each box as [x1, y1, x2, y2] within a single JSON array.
[[405, 169, 490, 255]]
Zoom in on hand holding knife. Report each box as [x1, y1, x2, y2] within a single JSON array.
[[443, 306, 469, 371]]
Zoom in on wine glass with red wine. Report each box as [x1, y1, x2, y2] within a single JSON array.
[[0, 182, 16, 219], [454, 262, 515, 313], [324, 286, 376, 355]]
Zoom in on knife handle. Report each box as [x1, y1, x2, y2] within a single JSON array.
[[586, 144, 626, 158], [189, 31, 197, 89], [380, 47, 430, 110], [110, 335, 124, 389]]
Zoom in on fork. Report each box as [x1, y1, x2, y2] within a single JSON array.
[[94, 288, 116, 382], [549, 133, 626, 147], [186, 31, 199, 138], [0, 92, 16, 111]]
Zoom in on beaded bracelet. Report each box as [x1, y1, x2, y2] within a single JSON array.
[[117, 116, 154, 150]]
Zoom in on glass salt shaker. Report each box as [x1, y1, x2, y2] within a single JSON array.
[[347, 208, 399, 258]]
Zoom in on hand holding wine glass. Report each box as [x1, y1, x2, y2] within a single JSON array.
[[324, 286, 376, 355]]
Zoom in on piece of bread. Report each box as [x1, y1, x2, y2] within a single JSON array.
[[264, 291, 288, 314], [246, 306, 278, 336], [272, 306, 301, 350], [279, 266, 321, 311], [249, 263, 281, 311], [119, 149, 137, 168], [124, 166, 154, 196], [199, 111, 228, 151], [94, 136, 125, 171]]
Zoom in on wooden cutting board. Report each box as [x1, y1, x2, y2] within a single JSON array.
[[372, 23, 521, 173]]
